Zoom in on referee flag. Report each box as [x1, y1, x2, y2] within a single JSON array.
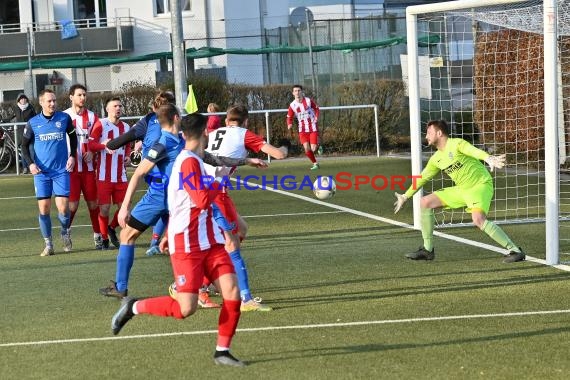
[[184, 85, 198, 114]]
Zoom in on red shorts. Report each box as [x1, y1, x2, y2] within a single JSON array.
[[299, 131, 319, 145], [97, 181, 127, 205], [170, 244, 235, 293], [214, 191, 239, 234], [69, 171, 98, 202]]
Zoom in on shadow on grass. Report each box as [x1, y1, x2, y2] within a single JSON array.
[[247, 325, 570, 364]]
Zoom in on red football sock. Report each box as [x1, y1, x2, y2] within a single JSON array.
[[306, 150, 317, 163], [110, 209, 119, 229], [136, 296, 185, 319], [217, 299, 241, 348], [69, 209, 77, 226], [98, 214, 109, 240], [89, 207, 101, 234]]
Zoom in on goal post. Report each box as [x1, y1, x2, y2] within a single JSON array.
[[405, 0, 565, 264]]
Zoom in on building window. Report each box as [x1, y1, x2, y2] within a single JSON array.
[[156, 0, 191, 15]]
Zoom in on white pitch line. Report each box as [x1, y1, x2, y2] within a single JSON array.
[[2, 308, 569, 348], [234, 178, 570, 272], [0, 211, 345, 233]]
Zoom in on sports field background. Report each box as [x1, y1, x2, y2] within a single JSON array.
[[1, 157, 569, 379]]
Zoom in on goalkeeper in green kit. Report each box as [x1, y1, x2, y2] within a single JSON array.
[[394, 120, 525, 263]]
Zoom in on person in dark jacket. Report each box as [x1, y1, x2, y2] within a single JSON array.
[[12, 93, 37, 173]]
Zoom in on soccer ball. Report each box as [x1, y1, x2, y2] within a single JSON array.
[[313, 176, 336, 200]]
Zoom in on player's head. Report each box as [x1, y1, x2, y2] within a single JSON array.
[[39, 89, 57, 115], [292, 84, 304, 99], [426, 120, 449, 146], [207, 103, 220, 113], [69, 84, 87, 108], [152, 91, 176, 111], [225, 104, 248, 126], [180, 113, 208, 141], [156, 103, 180, 129], [105, 97, 122, 119]]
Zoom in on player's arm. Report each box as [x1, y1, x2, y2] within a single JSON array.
[[21, 123, 35, 168], [312, 99, 320, 122], [203, 151, 268, 168], [87, 120, 106, 151], [244, 130, 288, 159], [394, 159, 440, 213], [65, 116, 77, 159], [106, 114, 149, 150], [286, 106, 295, 130], [457, 139, 506, 171], [180, 156, 220, 210]]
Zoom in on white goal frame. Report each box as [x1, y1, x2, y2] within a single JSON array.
[[406, 0, 560, 264]]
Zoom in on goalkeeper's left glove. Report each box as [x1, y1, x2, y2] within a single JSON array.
[[484, 154, 506, 172], [393, 192, 408, 214]]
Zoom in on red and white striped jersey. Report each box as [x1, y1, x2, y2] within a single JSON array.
[[167, 150, 225, 254], [203, 126, 266, 177], [91, 118, 130, 183], [64, 108, 99, 172], [286, 97, 320, 133]]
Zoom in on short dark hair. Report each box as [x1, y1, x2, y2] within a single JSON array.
[[69, 84, 87, 96], [156, 103, 179, 126], [427, 120, 449, 136], [226, 104, 248, 125], [292, 84, 303, 91], [38, 89, 55, 100], [180, 113, 207, 140], [105, 97, 122, 108]]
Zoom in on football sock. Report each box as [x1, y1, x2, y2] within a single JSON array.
[[421, 208, 435, 252], [44, 237, 53, 248], [89, 207, 101, 233], [480, 219, 521, 252], [98, 214, 109, 240], [69, 208, 77, 226], [151, 218, 167, 246], [116, 244, 135, 292], [57, 212, 70, 234], [38, 214, 52, 239], [306, 150, 317, 163], [217, 299, 241, 348], [229, 250, 252, 302], [110, 210, 119, 229], [135, 296, 184, 319]]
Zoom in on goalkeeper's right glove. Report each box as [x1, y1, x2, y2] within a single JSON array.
[[393, 192, 408, 214], [484, 154, 506, 172]]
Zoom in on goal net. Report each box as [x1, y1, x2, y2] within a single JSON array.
[[405, 0, 570, 262]]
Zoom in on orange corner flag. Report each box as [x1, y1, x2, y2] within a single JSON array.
[[184, 84, 198, 114]]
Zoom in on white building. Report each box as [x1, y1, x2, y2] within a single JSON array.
[[0, 0, 289, 101]]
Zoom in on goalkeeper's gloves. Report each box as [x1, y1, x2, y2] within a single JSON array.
[[393, 192, 408, 214], [484, 154, 506, 172]]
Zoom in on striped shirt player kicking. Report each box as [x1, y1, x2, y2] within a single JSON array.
[[64, 84, 102, 249], [111, 112, 246, 367], [286, 84, 321, 170]]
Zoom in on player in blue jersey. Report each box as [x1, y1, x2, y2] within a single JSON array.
[[21, 89, 78, 256], [106, 91, 175, 254], [99, 105, 268, 298]]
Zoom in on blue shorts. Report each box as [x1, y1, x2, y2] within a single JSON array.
[[130, 190, 168, 229], [34, 171, 70, 199]]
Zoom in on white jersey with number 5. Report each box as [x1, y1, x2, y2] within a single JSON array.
[[204, 126, 265, 177]]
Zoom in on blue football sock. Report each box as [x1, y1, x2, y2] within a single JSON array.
[[57, 212, 70, 234], [116, 244, 135, 292], [38, 214, 52, 239], [229, 249, 252, 302], [150, 216, 167, 247]]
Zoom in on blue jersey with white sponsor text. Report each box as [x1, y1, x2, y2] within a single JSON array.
[[24, 111, 73, 174], [145, 130, 184, 197]]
